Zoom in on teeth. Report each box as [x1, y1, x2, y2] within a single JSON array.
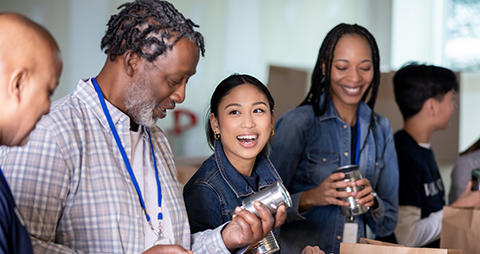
[[344, 87, 360, 93], [237, 135, 257, 140]]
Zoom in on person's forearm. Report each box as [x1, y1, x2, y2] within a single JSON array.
[[395, 206, 442, 247]]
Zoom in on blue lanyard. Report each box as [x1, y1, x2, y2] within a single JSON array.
[[355, 111, 361, 165], [92, 78, 163, 227]]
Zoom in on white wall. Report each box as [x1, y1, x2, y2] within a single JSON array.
[[3, 0, 478, 158], [0, 0, 391, 157]]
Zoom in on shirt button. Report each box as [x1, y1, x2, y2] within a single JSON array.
[[322, 158, 327, 162], [337, 235, 342, 240], [375, 162, 379, 166], [343, 125, 348, 129], [344, 152, 349, 157]]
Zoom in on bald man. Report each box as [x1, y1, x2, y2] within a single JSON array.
[[0, 13, 62, 254]]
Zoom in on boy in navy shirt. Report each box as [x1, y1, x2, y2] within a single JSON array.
[[392, 63, 480, 247], [0, 13, 62, 253]]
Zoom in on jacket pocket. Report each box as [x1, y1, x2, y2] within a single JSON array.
[[305, 151, 339, 185]]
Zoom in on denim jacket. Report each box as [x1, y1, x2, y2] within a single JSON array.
[[183, 140, 282, 234], [270, 96, 399, 254]]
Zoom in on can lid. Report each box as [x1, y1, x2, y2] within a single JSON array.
[[333, 164, 359, 174], [277, 182, 293, 208]]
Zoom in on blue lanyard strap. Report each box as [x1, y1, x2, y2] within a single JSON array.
[[92, 77, 162, 224], [147, 128, 163, 220], [355, 112, 361, 165]]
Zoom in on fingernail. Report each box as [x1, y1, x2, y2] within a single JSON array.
[[235, 207, 242, 213]]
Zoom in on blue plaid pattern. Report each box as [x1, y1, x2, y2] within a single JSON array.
[[0, 79, 229, 253]]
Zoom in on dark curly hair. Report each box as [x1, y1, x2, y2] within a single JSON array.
[[101, 0, 205, 62]]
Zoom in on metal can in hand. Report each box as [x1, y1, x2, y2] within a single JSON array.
[[333, 164, 370, 219]]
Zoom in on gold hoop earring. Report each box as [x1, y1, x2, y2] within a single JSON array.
[[214, 133, 221, 140], [271, 129, 275, 137]]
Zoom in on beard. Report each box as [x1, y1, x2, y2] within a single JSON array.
[[124, 80, 158, 127]]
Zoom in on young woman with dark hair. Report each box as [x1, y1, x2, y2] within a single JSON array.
[[270, 23, 399, 254], [183, 74, 323, 254]]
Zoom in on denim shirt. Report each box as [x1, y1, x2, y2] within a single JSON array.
[[270, 97, 399, 254], [183, 141, 282, 234]]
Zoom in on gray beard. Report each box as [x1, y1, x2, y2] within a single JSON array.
[[124, 82, 157, 127]]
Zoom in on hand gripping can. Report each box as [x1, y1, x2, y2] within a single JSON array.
[[242, 182, 292, 254], [333, 165, 370, 220]]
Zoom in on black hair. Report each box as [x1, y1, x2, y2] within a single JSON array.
[[206, 74, 275, 151], [300, 23, 380, 116], [393, 62, 458, 120], [101, 0, 205, 62]]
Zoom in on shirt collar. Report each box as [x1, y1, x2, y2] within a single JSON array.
[[74, 78, 131, 131], [318, 94, 372, 125], [213, 140, 281, 198]]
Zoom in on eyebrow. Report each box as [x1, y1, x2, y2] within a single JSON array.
[[334, 59, 372, 63], [223, 101, 268, 110]]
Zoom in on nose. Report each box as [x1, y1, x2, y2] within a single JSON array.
[[171, 82, 186, 104], [241, 112, 255, 128], [348, 68, 361, 83]]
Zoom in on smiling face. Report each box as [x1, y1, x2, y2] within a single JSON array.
[[328, 33, 374, 115], [210, 83, 274, 174], [125, 37, 199, 127]]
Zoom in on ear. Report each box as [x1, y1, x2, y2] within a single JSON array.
[[123, 50, 141, 77], [209, 113, 220, 134], [321, 62, 326, 76], [8, 68, 28, 104], [423, 98, 437, 117]]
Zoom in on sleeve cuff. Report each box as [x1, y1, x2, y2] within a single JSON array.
[[285, 192, 306, 223], [192, 222, 230, 254], [370, 192, 385, 219]]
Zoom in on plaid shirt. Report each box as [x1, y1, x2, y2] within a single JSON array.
[[0, 79, 229, 253]]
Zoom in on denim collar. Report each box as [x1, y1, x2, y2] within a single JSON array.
[[318, 94, 373, 127], [213, 140, 281, 198]]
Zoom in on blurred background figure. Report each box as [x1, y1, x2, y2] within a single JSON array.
[[449, 137, 480, 203], [392, 63, 480, 248]]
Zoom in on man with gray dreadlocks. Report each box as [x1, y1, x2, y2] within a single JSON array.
[[0, 1, 284, 253]]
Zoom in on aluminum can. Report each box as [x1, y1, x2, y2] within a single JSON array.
[[242, 182, 292, 215], [242, 182, 292, 254], [333, 164, 370, 218]]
